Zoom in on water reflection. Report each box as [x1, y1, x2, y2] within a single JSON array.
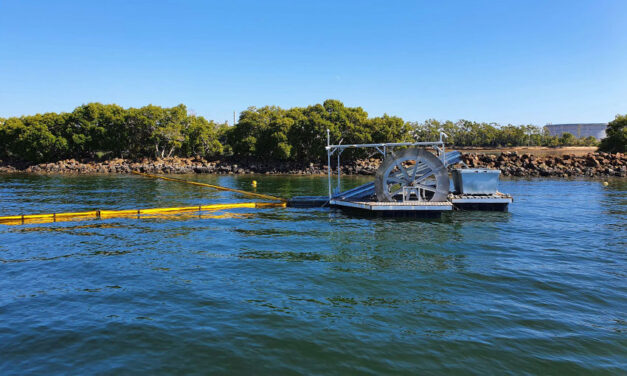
[[1, 174, 626, 374]]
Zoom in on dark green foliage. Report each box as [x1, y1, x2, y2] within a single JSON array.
[[0, 100, 616, 164], [227, 106, 293, 159], [581, 136, 600, 147], [559, 132, 576, 146], [182, 115, 224, 158], [0, 103, 225, 162], [599, 115, 626, 153], [0, 117, 68, 162], [227, 100, 412, 162]]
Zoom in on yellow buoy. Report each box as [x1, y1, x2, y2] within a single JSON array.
[[252, 180, 257, 188]]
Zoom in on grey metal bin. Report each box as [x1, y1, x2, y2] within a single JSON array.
[[452, 168, 501, 195]]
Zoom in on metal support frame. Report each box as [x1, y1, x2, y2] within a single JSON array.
[[403, 186, 421, 202], [336, 149, 344, 195], [327, 129, 332, 198], [325, 130, 449, 199]]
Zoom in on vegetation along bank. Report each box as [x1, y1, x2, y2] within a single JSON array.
[[0, 100, 624, 177]]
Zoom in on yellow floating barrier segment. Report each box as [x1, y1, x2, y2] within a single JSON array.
[[0, 173, 286, 225], [131, 171, 285, 202], [0, 202, 286, 226]]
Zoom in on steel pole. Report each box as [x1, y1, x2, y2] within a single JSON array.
[[337, 152, 341, 194], [327, 129, 332, 199]]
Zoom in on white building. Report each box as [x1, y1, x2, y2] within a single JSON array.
[[544, 123, 607, 139]]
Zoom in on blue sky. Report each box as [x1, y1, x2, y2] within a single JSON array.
[[1, 0, 625, 125]]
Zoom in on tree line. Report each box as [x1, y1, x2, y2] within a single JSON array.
[[0, 103, 225, 163], [0, 100, 620, 164], [411, 119, 600, 149]]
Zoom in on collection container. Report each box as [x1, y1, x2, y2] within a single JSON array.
[[452, 168, 500, 195]]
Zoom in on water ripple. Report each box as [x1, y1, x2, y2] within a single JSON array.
[[0, 175, 626, 374]]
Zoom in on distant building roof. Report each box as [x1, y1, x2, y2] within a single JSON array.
[[544, 123, 607, 139]]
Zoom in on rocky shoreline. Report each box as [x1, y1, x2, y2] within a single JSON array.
[[462, 152, 625, 177], [0, 152, 625, 177]]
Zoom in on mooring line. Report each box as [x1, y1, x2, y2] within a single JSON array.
[[0, 173, 286, 226], [131, 171, 285, 202]]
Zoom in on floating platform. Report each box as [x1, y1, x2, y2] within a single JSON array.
[[329, 199, 452, 218], [287, 196, 329, 208], [287, 193, 512, 216], [449, 193, 513, 212]]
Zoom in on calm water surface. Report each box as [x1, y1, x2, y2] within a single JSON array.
[[0, 174, 625, 375]]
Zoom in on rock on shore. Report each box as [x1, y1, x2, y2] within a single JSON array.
[[0, 157, 329, 175], [0, 152, 624, 177], [462, 152, 625, 177]]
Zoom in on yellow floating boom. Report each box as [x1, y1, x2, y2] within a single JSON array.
[[0, 201, 286, 226], [131, 171, 285, 202], [0, 173, 287, 225]]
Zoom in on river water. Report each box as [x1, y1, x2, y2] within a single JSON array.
[[0, 174, 625, 375]]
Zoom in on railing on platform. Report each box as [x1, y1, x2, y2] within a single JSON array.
[[324, 130, 449, 199]]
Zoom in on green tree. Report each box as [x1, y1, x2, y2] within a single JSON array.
[[288, 104, 334, 162], [227, 106, 263, 158], [369, 114, 411, 144], [559, 132, 576, 146], [0, 103, 223, 162], [152, 104, 187, 158], [65, 103, 113, 156], [0, 117, 67, 162], [599, 115, 626, 153], [182, 116, 224, 158], [581, 136, 599, 147], [410, 119, 441, 142]]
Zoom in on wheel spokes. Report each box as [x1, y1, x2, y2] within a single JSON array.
[[386, 176, 404, 184], [415, 170, 434, 184], [378, 149, 445, 202], [375, 148, 448, 203], [415, 183, 436, 192], [394, 160, 412, 182]]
